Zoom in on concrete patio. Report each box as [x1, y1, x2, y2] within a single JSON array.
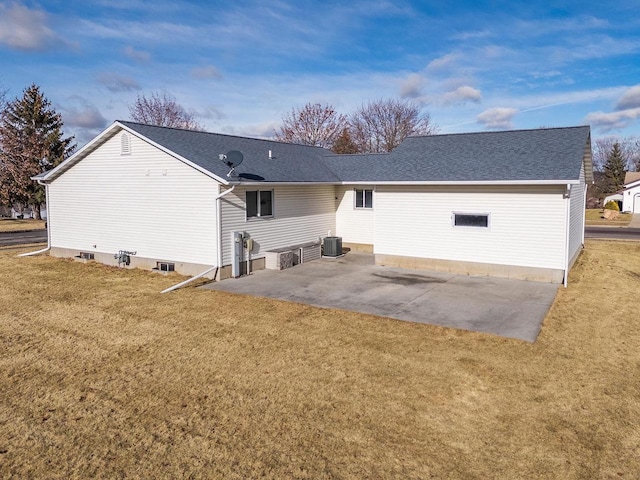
[[203, 253, 559, 342]]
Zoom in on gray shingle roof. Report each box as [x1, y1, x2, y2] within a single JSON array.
[[120, 121, 340, 183], [115, 122, 591, 184], [322, 126, 591, 182]]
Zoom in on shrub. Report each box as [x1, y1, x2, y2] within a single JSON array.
[[604, 200, 620, 211]]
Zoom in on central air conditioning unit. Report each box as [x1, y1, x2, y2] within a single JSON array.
[[323, 236, 342, 257]]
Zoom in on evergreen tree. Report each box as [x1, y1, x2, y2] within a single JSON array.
[[0, 84, 75, 218], [603, 142, 627, 194]]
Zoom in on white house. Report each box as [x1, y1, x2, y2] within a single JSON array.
[[35, 121, 593, 285], [622, 172, 640, 213]]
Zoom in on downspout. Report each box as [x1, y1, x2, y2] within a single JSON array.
[[17, 180, 51, 257], [563, 184, 571, 288], [215, 185, 235, 280], [581, 182, 587, 246], [161, 185, 235, 293]]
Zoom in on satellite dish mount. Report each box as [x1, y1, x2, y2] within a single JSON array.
[[219, 150, 244, 178]]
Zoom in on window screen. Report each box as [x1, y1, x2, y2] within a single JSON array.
[[246, 190, 273, 218], [355, 189, 373, 208], [246, 191, 258, 217], [259, 190, 272, 216], [454, 214, 489, 228]]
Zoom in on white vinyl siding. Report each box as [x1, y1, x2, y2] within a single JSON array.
[[622, 183, 640, 213], [220, 185, 336, 265], [567, 164, 587, 268], [48, 131, 219, 265], [335, 185, 375, 245], [374, 185, 567, 270]]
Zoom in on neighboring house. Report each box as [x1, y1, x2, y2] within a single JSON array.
[[0, 205, 47, 219], [622, 172, 640, 213], [35, 121, 593, 285]]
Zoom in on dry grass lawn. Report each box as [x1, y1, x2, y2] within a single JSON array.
[[585, 208, 633, 226], [0, 218, 46, 232], [1, 241, 639, 478]]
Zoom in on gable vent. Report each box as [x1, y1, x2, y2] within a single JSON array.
[[121, 133, 131, 155]]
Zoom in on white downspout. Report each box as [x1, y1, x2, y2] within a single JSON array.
[[17, 181, 51, 257], [563, 184, 571, 288], [215, 185, 235, 280], [161, 185, 235, 293]]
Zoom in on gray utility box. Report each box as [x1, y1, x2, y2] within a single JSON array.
[[323, 236, 342, 257]]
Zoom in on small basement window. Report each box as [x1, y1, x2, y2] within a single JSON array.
[[453, 213, 490, 228], [77, 252, 95, 260], [246, 190, 273, 218], [355, 189, 373, 209], [154, 262, 175, 272]]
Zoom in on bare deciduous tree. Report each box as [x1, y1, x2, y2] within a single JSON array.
[[274, 103, 348, 149], [349, 98, 437, 153], [128, 91, 203, 130]]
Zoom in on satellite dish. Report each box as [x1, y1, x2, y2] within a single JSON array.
[[219, 150, 244, 178], [223, 150, 243, 168]]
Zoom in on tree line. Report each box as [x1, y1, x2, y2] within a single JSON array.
[[274, 99, 437, 154], [1, 82, 639, 218], [589, 137, 640, 203]]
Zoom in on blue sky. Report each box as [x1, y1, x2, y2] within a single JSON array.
[[1, 0, 640, 145]]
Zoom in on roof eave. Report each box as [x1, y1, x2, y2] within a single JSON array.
[[338, 180, 581, 186], [37, 121, 231, 185]]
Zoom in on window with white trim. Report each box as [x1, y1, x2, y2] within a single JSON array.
[[246, 190, 273, 218], [453, 213, 489, 228], [354, 189, 373, 209]]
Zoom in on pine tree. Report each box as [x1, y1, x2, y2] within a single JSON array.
[[603, 142, 627, 194], [0, 84, 75, 218]]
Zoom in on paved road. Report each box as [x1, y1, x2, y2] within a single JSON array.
[[0, 229, 48, 247], [585, 226, 640, 240]]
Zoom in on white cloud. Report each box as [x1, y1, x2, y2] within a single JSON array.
[[191, 65, 223, 80], [0, 3, 64, 51], [615, 85, 640, 110], [584, 108, 640, 132], [442, 86, 481, 105], [222, 121, 280, 139], [96, 73, 141, 93], [124, 46, 150, 63], [400, 73, 426, 98], [477, 107, 518, 129], [195, 105, 226, 120], [426, 53, 459, 72], [63, 103, 108, 130]]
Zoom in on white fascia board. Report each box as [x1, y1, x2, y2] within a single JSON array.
[[623, 179, 640, 190], [338, 180, 580, 186], [38, 122, 123, 182], [38, 121, 229, 185], [233, 179, 579, 187], [230, 181, 340, 186]]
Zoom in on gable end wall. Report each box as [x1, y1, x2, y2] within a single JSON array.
[[47, 132, 220, 267]]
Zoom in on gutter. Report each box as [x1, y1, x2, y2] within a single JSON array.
[[17, 180, 51, 257]]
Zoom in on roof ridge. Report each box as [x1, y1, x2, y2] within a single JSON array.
[[117, 120, 330, 151], [410, 124, 589, 140]]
